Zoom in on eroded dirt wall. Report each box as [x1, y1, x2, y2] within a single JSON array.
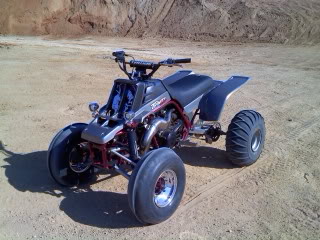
[[1, 0, 320, 44]]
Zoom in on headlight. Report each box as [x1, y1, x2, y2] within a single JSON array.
[[88, 102, 99, 112]]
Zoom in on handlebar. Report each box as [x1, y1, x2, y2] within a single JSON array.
[[129, 58, 191, 69], [171, 58, 191, 64], [129, 60, 157, 69], [111, 50, 191, 80]]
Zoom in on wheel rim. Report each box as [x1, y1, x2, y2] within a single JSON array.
[[251, 129, 262, 152], [154, 170, 177, 208], [69, 143, 92, 173]]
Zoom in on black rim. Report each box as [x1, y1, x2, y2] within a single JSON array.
[[68, 143, 92, 173]]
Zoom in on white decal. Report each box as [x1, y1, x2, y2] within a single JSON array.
[[151, 98, 167, 110]]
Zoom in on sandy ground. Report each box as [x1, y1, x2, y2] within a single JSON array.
[[0, 36, 320, 239]]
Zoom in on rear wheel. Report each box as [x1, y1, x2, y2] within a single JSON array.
[[47, 123, 95, 186], [128, 148, 186, 224], [226, 110, 265, 166]]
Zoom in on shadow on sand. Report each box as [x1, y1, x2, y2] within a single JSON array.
[[0, 140, 236, 228], [176, 140, 236, 170]]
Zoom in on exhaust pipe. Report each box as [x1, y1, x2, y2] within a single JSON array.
[[141, 109, 174, 152]]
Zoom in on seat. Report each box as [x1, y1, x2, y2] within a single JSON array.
[[162, 74, 219, 107]]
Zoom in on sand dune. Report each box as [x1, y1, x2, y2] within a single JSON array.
[[0, 0, 319, 44]]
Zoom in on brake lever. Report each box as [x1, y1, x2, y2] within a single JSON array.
[[103, 55, 117, 61], [109, 56, 124, 63], [160, 63, 183, 68], [160, 58, 183, 68]]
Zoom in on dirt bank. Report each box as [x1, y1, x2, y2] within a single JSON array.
[[1, 0, 320, 44], [0, 36, 320, 239]]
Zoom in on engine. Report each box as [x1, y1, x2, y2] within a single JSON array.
[[141, 108, 184, 153]]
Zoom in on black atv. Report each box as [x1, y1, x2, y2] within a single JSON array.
[[48, 50, 265, 224]]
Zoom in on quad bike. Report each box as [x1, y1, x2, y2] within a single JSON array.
[[48, 50, 265, 224]]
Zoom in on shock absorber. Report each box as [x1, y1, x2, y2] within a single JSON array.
[[127, 128, 139, 161]]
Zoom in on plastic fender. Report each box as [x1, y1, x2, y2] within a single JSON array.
[[47, 123, 88, 182], [199, 76, 250, 121]]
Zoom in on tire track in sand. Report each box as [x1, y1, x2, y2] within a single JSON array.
[[176, 93, 320, 215]]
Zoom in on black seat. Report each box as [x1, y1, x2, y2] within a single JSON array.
[[162, 73, 219, 107]]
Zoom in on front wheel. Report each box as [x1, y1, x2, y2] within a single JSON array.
[[128, 148, 186, 224], [226, 110, 265, 166], [47, 123, 95, 186]]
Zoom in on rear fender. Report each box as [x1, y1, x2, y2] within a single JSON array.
[[199, 76, 250, 121]]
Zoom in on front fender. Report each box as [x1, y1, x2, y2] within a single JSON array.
[[199, 76, 250, 121], [81, 121, 123, 144], [48, 122, 88, 154], [47, 123, 88, 185]]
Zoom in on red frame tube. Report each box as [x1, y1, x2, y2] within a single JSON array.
[[88, 99, 192, 169], [162, 100, 192, 139]]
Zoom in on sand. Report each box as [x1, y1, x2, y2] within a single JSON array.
[[0, 35, 320, 239]]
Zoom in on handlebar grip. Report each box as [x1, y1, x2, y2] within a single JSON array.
[[129, 60, 157, 69], [173, 58, 191, 64]]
